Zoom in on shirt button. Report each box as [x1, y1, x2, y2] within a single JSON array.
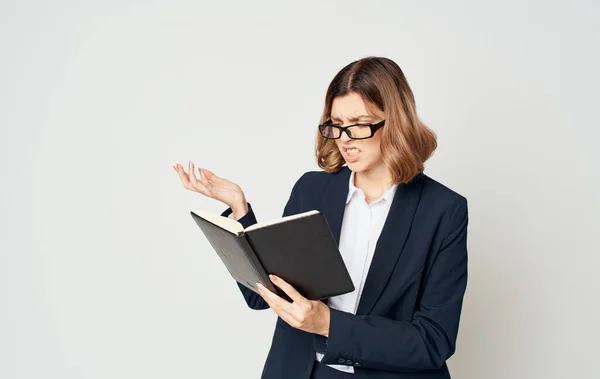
[[345, 359, 354, 365], [338, 358, 346, 364]]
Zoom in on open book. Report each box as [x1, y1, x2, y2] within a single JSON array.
[[190, 209, 355, 301]]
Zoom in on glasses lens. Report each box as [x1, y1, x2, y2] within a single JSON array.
[[346, 125, 372, 139], [319, 125, 341, 139]]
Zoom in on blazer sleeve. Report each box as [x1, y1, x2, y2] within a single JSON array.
[[318, 196, 469, 372], [220, 173, 306, 311]]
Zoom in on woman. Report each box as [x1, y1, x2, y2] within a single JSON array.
[[174, 56, 469, 379]]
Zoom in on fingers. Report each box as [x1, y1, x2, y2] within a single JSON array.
[[257, 283, 297, 324], [198, 168, 210, 185], [201, 167, 219, 182], [174, 163, 191, 187], [194, 166, 212, 193], [174, 162, 210, 194], [188, 162, 211, 188], [270, 275, 305, 304], [188, 161, 199, 186], [269, 301, 298, 328]]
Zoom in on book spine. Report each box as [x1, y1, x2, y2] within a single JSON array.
[[235, 234, 275, 293]]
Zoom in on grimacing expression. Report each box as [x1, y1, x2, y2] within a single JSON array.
[[330, 92, 385, 172]]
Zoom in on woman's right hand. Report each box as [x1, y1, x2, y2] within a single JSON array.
[[173, 161, 248, 216]]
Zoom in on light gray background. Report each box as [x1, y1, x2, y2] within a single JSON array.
[[1, 1, 598, 378]]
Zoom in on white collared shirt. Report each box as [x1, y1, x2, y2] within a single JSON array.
[[315, 169, 398, 373]]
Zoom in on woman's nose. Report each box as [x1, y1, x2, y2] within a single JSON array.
[[339, 129, 352, 142]]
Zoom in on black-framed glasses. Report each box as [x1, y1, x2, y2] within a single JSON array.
[[318, 119, 385, 140]]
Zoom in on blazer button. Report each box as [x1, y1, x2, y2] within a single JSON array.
[[338, 358, 346, 364], [354, 362, 361, 367], [345, 359, 354, 365]]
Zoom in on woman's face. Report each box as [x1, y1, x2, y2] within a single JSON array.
[[331, 92, 385, 173]]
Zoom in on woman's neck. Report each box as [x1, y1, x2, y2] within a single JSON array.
[[353, 165, 394, 203]]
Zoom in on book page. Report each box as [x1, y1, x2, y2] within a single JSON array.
[[192, 210, 244, 234], [244, 210, 320, 232]]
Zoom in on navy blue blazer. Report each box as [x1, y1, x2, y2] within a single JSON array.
[[221, 165, 469, 379]]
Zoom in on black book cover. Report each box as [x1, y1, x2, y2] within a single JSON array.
[[244, 212, 354, 300], [191, 210, 354, 302]]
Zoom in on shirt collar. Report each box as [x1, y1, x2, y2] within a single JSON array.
[[346, 170, 399, 205]]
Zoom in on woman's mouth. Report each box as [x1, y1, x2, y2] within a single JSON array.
[[342, 147, 361, 162], [345, 147, 360, 156]]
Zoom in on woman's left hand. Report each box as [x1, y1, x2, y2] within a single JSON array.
[[257, 275, 330, 337]]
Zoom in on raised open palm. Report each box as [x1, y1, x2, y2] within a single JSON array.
[[173, 161, 246, 210]]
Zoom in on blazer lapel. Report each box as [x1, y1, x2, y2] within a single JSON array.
[[355, 173, 425, 315], [319, 166, 426, 315]]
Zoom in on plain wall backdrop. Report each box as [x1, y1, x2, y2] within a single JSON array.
[[1, 1, 598, 378]]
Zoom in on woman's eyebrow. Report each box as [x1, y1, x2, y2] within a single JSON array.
[[330, 114, 373, 122]]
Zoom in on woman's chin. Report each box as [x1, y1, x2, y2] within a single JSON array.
[[347, 160, 365, 171]]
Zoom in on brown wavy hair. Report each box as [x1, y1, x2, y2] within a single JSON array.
[[315, 56, 437, 184]]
